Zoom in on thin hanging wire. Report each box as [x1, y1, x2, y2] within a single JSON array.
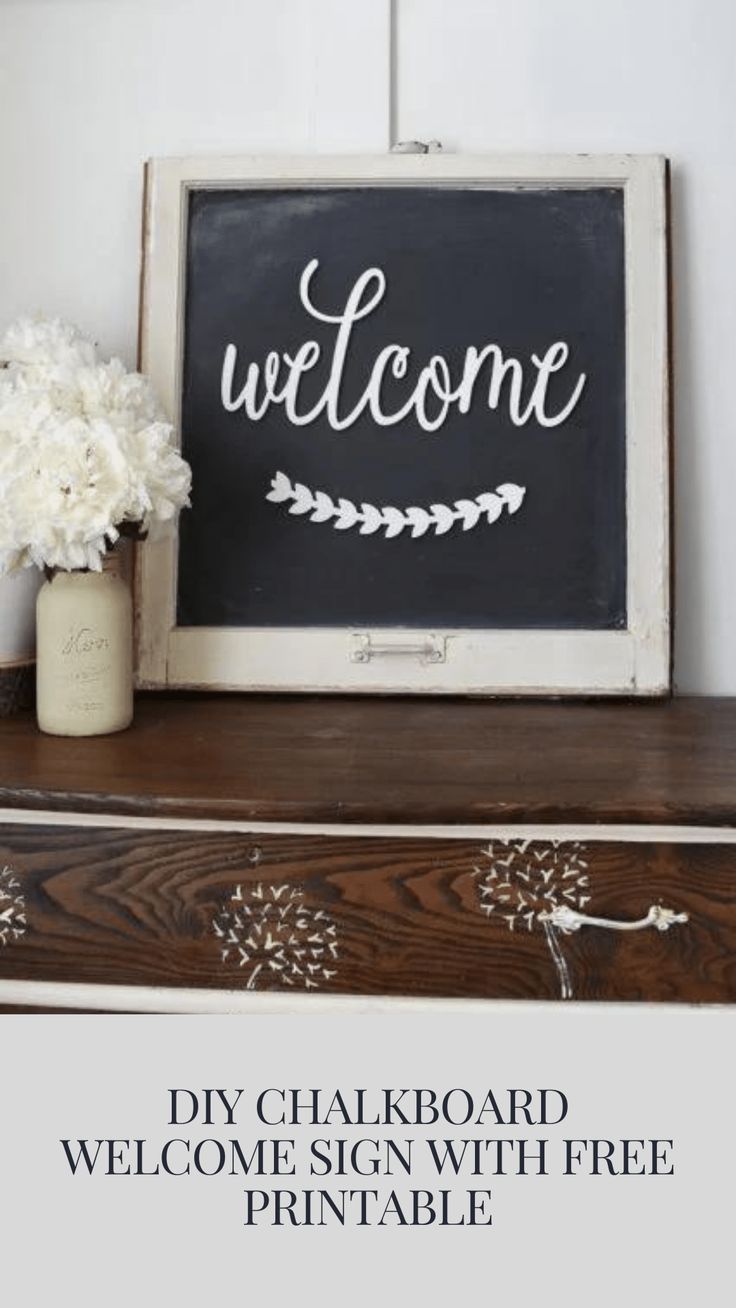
[[388, 0, 399, 149], [388, 0, 442, 155]]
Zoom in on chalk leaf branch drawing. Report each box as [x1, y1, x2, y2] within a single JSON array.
[[0, 865, 28, 948], [266, 471, 526, 538], [220, 260, 585, 537], [211, 882, 339, 992]]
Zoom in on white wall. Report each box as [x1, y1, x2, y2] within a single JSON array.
[[0, 0, 388, 359], [0, 0, 734, 692]]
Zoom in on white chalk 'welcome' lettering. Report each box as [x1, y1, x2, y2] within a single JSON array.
[[221, 259, 586, 434]]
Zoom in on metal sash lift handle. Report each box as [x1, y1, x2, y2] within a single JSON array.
[[539, 904, 689, 936], [351, 633, 446, 665]]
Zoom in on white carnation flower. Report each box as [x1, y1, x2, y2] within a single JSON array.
[[76, 357, 161, 427], [120, 422, 192, 523], [0, 316, 96, 369], [0, 315, 191, 574]]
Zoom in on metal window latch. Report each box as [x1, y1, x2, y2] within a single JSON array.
[[539, 904, 689, 936], [350, 633, 447, 665]]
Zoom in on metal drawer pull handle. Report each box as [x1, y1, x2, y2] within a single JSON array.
[[539, 904, 689, 935]]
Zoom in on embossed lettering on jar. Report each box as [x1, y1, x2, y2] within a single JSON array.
[[35, 548, 133, 736]]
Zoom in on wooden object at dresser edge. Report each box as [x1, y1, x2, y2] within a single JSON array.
[[0, 694, 735, 1010]]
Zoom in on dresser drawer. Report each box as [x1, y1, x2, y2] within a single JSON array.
[[1, 820, 735, 1005]]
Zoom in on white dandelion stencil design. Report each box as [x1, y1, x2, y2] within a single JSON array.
[[476, 840, 592, 999], [0, 865, 28, 948], [211, 882, 339, 991]]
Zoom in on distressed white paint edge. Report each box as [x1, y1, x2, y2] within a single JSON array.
[[1, 807, 735, 845], [0, 977, 719, 1015], [136, 152, 670, 696], [623, 157, 670, 692], [136, 159, 181, 686], [165, 627, 644, 694], [142, 153, 663, 184]]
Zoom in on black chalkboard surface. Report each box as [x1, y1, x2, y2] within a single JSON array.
[[177, 184, 626, 631]]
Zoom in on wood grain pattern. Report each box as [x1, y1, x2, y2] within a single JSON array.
[[0, 824, 733, 1002], [2, 695, 736, 826]]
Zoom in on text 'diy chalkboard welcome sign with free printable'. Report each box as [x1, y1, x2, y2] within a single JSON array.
[[137, 155, 669, 695]]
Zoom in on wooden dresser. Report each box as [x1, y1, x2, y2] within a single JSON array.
[[0, 695, 735, 1011]]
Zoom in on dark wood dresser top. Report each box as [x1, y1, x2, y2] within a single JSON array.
[[0, 694, 735, 827]]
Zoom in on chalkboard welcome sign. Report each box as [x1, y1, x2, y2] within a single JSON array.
[[137, 154, 669, 695]]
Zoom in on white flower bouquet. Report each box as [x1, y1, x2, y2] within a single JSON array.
[[0, 316, 191, 574]]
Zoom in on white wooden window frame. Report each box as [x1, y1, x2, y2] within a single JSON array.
[[136, 153, 670, 696]]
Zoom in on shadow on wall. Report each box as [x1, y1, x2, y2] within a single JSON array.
[[0, 569, 40, 667]]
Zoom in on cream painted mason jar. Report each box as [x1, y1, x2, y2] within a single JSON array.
[[36, 551, 133, 736]]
